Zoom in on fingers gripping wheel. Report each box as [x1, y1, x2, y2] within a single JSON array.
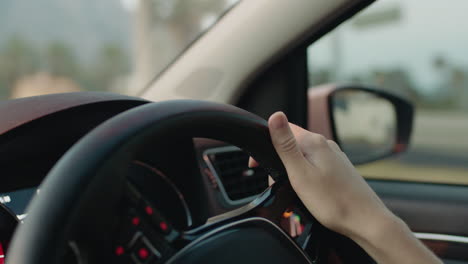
[[7, 100, 293, 263]]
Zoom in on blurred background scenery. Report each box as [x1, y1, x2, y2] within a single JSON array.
[[0, 0, 466, 184], [0, 0, 237, 99], [308, 0, 468, 183]]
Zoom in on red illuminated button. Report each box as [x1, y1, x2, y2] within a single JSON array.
[[159, 221, 169, 232], [131, 217, 140, 226], [115, 245, 125, 256], [145, 206, 154, 215], [131, 236, 162, 263], [138, 247, 149, 260], [0, 242, 4, 264]]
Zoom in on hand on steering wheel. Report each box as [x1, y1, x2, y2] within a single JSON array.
[[263, 112, 441, 264], [267, 112, 389, 239]]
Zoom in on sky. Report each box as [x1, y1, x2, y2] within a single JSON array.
[[308, 0, 468, 94], [120, 0, 138, 11]]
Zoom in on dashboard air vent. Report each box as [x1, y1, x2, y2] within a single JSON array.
[[204, 146, 269, 203]]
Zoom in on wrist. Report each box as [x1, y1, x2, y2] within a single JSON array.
[[348, 208, 405, 247], [345, 208, 442, 264], [347, 208, 414, 260]]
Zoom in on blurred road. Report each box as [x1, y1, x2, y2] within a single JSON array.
[[411, 111, 468, 155], [359, 111, 468, 184]]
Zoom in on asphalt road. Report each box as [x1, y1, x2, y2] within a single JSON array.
[[405, 111, 468, 168], [358, 111, 468, 184]]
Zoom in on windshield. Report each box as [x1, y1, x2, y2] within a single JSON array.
[[0, 0, 238, 100]]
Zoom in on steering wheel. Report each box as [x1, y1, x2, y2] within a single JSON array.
[[7, 100, 347, 263]]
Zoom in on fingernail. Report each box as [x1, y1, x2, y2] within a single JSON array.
[[269, 112, 287, 129]]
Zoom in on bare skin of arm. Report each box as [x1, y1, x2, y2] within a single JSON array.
[[253, 112, 442, 264]]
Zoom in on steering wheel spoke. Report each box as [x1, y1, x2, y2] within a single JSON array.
[[175, 182, 322, 263]]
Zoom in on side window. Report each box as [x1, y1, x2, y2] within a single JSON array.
[[307, 0, 468, 184]]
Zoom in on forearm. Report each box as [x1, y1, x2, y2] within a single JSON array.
[[350, 209, 442, 264]]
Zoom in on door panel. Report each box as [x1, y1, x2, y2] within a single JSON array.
[[370, 180, 468, 262]]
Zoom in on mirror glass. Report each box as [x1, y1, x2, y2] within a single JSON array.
[[332, 90, 397, 163]]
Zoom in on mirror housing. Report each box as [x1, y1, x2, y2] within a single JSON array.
[[308, 84, 414, 165]]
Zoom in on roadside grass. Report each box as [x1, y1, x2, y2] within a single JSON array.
[[359, 161, 468, 185]]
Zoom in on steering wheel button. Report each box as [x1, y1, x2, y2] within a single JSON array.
[[130, 234, 162, 264], [115, 245, 125, 256], [159, 221, 170, 233], [138, 247, 149, 260], [145, 206, 154, 216], [159, 221, 168, 231], [131, 247, 154, 263], [132, 217, 141, 226]]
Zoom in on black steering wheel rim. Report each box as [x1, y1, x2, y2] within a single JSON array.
[[7, 100, 321, 263]]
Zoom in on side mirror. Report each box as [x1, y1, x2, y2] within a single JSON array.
[[308, 84, 413, 165]]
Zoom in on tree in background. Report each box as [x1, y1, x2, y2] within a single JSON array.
[[6, 39, 83, 98], [45, 41, 130, 92], [89, 43, 130, 91], [45, 41, 81, 80], [0, 35, 40, 98], [371, 69, 418, 102]]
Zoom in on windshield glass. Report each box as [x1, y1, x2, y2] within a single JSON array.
[[0, 0, 238, 100]]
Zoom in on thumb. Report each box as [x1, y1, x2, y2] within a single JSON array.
[[268, 112, 305, 171]]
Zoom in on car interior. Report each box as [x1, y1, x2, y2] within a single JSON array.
[[0, 0, 467, 263]]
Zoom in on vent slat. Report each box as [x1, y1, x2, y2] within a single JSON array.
[[206, 148, 268, 201]]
